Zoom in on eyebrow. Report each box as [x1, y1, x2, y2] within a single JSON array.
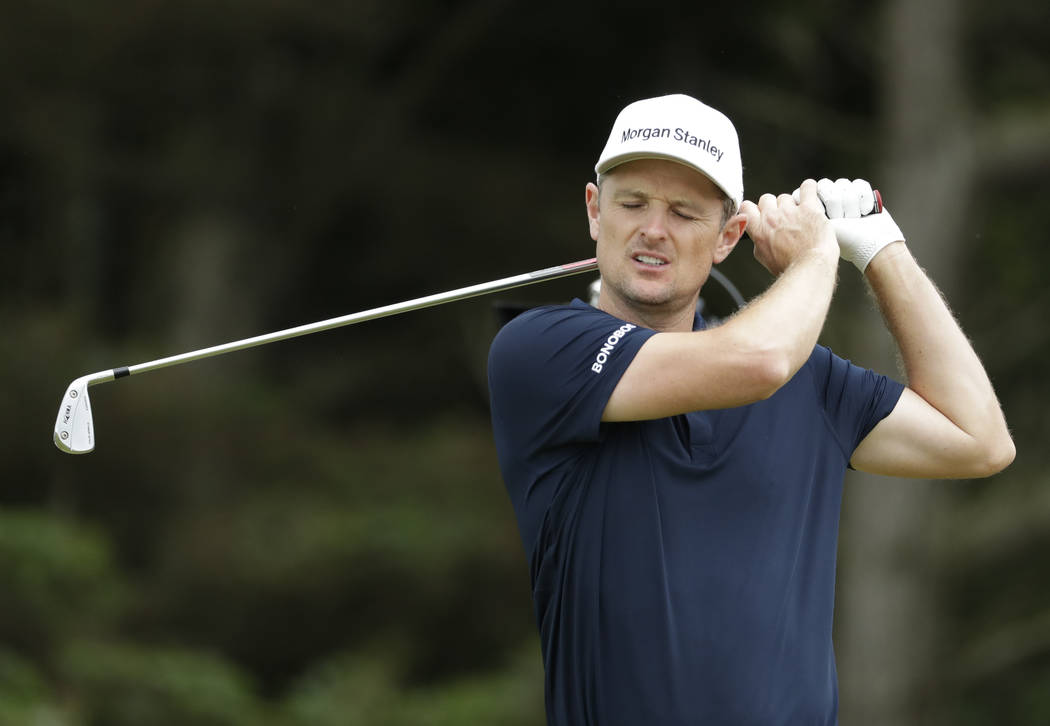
[[612, 188, 703, 211], [611, 188, 647, 199]]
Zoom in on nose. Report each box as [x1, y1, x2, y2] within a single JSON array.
[[639, 205, 670, 241]]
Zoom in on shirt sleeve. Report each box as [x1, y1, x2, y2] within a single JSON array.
[[487, 302, 657, 456], [810, 345, 906, 459]]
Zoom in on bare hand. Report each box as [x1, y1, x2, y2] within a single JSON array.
[[740, 179, 838, 276]]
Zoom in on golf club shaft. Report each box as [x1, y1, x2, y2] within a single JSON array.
[[106, 257, 599, 382]]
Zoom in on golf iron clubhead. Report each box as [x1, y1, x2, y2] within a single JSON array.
[[54, 373, 109, 454]]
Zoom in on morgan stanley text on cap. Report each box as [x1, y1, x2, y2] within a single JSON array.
[[595, 94, 744, 208]]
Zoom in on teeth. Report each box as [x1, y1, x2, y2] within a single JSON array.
[[636, 255, 666, 265]]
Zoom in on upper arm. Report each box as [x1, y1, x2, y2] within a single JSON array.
[[850, 387, 1011, 479], [602, 328, 788, 422]]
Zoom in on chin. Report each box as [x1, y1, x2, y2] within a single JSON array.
[[623, 287, 677, 308]]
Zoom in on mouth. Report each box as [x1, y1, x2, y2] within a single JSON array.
[[632, 252, 670, 268]]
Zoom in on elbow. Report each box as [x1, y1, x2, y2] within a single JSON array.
[[983, 434, 1016, 476], [714, 325, 800, 403], [965, 432, 1016, 479], [749, 350, 795, 400]]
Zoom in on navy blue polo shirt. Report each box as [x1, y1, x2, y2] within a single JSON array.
[[487, 299, 904, 726]]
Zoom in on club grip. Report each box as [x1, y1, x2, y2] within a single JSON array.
[[792, 183, 884, 216]]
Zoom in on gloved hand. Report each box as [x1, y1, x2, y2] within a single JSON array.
[[793, 178, 905, 271]]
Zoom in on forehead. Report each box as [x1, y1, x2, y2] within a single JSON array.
[[603, 158, 721, 200]]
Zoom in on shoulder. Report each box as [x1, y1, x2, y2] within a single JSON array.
[[497, 300, 610, 335], [803, 344, 834, 381], [488, 299, 654, 396], [803, 343, 901, 399], [490, 300, 625, 357]]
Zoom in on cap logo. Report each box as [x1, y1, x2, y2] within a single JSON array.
[[621, 126, 724, 163]]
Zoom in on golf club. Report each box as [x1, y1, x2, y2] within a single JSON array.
[[53, 257, 599, 454], [53, 187, 881, 455]]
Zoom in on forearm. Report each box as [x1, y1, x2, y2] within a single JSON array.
[[603, 245, 838, 421], [864, 242, 1014, 462], [725, 244, 839, 382]]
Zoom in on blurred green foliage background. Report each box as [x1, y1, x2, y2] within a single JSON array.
[[2, 1, 1048, 724]]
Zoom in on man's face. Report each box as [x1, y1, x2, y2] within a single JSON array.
[[586, 158, 744, 326]]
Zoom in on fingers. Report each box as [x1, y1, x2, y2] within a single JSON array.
[[796, 178, 819, 208], [792, 179, 820, 207], [741, 192, 795, 240], [743, 180, 839, 276], [752, 190, 803, 215], [739, 199, 760, 236], [837, 179, 859, 217], [852, 179, 875, 216], [739, 199, 759, 218], [811, 177, 874, 218], [740, 193, 781, 230], [748, 176, 865, 233], [817, 178, 842, 218], [758, 192, 781, 215]]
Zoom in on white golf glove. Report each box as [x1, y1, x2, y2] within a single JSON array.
[[793, 178, 905, 271]]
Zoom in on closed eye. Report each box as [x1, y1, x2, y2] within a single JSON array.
[[673, 209, 697, 221]]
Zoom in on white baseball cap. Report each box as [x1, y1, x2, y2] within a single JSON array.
[[595, 94, 743, 207]]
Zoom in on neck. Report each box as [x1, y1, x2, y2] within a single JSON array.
[[597, 292, 698, 332]]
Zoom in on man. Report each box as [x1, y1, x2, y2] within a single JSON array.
[[487, 94, 1013, 725]]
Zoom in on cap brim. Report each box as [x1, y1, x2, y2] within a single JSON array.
[[596, 152, 738, 205]]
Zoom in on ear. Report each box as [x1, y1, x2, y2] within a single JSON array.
[[585, 182, 601, 241], [713, 212, 747, 264]]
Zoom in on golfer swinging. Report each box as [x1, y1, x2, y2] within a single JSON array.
[[487, 94, 1014, 725]]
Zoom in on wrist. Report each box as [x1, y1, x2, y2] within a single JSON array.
[[832, 209, 906, 271], [801, 235, 841, 267], [782, 243, 840, 283], [862, 240, 910, 278]]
